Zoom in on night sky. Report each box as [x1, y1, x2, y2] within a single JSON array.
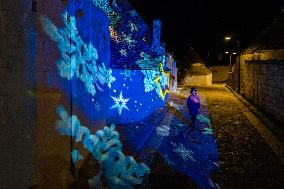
[[128, 0, 282, 65]]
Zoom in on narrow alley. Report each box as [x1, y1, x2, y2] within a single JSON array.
[[115, 84, 284, 189]]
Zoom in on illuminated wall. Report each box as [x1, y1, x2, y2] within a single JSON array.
[[1, 0, 170, 188], [108, 0, 170, 123]]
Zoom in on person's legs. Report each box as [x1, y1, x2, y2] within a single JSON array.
[[191, 114, 196, 128]]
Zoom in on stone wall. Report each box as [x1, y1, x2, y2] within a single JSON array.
[[209, 66, 229, 83], [228, 50, 284, 124], [243, 60, 284, 123], [0, 1, 110, 188], [0, 1, 37, 188]]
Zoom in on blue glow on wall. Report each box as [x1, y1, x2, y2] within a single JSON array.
[[40, 12, 115, 97], [56, 105, 150, 188]]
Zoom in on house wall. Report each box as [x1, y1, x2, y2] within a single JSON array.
[[243, 59, 284, 123], [209, 66, 229, 83], [228, 50, 284, 124], [0, 0, 111, 188], [183, 74, 212, 86], [0, 1, 37, 188]]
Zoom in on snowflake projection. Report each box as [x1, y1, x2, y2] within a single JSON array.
[[110, 91, 130, 115], [122, 32, 136, 48], [141, 64, 169, 101], [141, 70, 160, 92], [172, 142, 196, 162], [94, 102, 101, 112], [71, 149, 84, 164], [91, 0, 120, 26], [120, 69, 135, 81], [168, 101, 180, 111], [97, 63, 116, 89], [55, 105, 150, 189], [129, 10, 138, 17], [202, 127, 213, 135], [136, 52, 161, 70], [156, 125, 170, 136], [197, 114, 211, 125], [40, 12, 115, 96], [119, 49, 127, 57], [127, 21, 138, 32]]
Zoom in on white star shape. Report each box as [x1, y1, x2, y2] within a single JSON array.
[[119, 49, 127, 57], [123, 33, 136, 46], [110, 91, 130, 115]]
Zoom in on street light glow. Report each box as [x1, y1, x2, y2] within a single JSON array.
[[232, 52, 237, 54], [225, 36, 231, 40], [225, 51, 229, 54]]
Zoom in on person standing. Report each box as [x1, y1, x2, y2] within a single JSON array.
[[187, 87, 200, 129]]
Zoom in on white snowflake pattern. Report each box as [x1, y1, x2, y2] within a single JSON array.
[[122, 33, 136, 48], [119, 49, 127, 57], [172, 142, 196, 162], [110, 91, 130, 115], [40, 12, 115, 96], [128, 21, 138, 32]]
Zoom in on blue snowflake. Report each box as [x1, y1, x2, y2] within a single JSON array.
[[120, 69, 135, 81], [141, 70, 159, 92], [128, 21, 138, 32], [119, 49, 127, 57], [40, 12, 115, 96], [110, 91, 130, 115], [122, 32, 136, 48], [172, 142, 196, 162]]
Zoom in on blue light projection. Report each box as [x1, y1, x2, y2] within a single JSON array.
[[109, 0, 162, 70], [40, 12, 115, 96], [141, 63, 170, 100], [55, 105, 150, 188], [71, 149, 84, 164], [110, 91, 130, 115]]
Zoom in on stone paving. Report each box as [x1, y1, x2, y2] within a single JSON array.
[[74, 84, 284, 189]]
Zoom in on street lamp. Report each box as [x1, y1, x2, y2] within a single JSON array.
[[224, 35, 241, 93]]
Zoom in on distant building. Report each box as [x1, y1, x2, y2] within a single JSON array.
[[180, 47, 212, 86]]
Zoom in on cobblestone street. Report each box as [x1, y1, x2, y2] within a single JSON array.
[[73, 84, 284, 189], [131, 84, 284, 189]]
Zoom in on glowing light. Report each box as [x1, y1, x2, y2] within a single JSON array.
[[225, 36, 231, 40], [110, 91, 130, 115], [40, 12, 115, 96]]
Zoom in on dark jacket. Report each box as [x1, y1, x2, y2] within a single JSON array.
[[187, 95, 200, 115]]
